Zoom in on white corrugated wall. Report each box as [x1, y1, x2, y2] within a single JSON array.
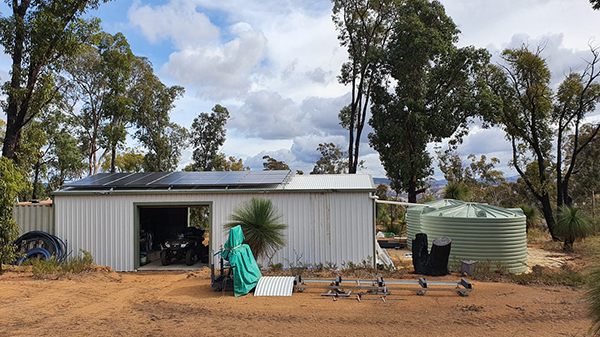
[[13, 203, 54, 235], [54, 191, 374, 271]]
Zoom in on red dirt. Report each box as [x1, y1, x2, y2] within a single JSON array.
[[0, 264, 593, 337]]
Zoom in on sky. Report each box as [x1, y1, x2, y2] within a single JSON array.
[[1, 0, 600, 179]]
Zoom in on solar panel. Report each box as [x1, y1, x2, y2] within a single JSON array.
[[64, 173, 125, 187], [63, 170, 291, 189], [214, 171, 248, 185], [124, 172, 171, 186]]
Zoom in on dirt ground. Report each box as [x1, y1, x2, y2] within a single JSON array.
[[0, 248, 595, 337]]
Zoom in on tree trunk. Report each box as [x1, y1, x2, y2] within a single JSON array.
[[412, 233, 429, 274], [426, 237, 452, 276], [540, 195, 558, 241], [2, 0, 30, 160], [111, 145, 117, 173], [563, 238, 574, 252], [32, 163, 40, 200]]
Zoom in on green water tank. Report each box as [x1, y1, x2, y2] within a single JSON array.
[[406, 199, 465, 250], [420, 203, 527, 273]]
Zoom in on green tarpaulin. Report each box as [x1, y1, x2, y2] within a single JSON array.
[[221, 226, 262, 297]]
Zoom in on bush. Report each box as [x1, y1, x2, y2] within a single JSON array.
[[555, 205, 593, 252], [382, 222, 403, 236], [63, 249, 94, 273], [225, 198, 287, 260], [28, 249, 94, 279]]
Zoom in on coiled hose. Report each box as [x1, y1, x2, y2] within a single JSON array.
[[13, 231, 70, 265]]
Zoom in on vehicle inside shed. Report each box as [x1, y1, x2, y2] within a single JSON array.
[[138, 205, 210, 270]]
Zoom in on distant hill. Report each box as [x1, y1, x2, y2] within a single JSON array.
[[372, 175, 520, 200]]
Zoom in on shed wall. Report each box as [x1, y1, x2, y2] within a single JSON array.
[[13, 203, 54, 235], [54, 192, 374, 271]]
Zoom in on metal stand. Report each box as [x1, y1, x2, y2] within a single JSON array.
[[295, 275, 473, 300]]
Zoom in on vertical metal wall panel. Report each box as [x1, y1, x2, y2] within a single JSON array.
[[13, 203, 55, 235], [54, 191, 374, 272]]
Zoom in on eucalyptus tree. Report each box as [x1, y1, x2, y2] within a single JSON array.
[[369, 0, 495, 203], [129, 58, 186, 172], [0, 0, 104, 161], [262, 156, 290, 171], [553, 48, 600, 207], [66, 32, 135, 175], [486, 45, 600, 239], [569, 124, 600, 218], [332, 0, 400, 173], [190, 105, 230, 171], [311, 142, 348, 174], [100, 148, 145, 173]]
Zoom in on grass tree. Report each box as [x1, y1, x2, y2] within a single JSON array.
[[225, 198, 287, 260], [555, 205, 592, 252], [518, 204, 542, 231], [444, 182, 472, 201]]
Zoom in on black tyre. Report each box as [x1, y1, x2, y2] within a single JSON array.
[[160, 250, 171, 266], [185, 249, 196, 266]]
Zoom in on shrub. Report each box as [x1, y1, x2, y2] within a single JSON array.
[[519, 204, 542, 231], [29, 249, 94, 279], [225, 198, 287, 260], [555, 205, 593, 252], [444, 181, 471, 201]]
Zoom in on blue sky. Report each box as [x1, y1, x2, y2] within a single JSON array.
[[1, 0, 600, 179]]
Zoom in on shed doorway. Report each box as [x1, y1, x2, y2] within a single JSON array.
[[136, 203, 211, 270]]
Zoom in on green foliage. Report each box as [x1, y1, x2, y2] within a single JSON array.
[[129, 57, 186, 172], [101, 148, 145, 173], [311, 143, 348, 174], [382, 222, 403, 236], [0, 0, 103, 160], [587, 262, 600, 335], [225, 198, 287, 260], [332, 0, 400, 173], [262, 156, 290, 171], [30, 257, 63, 277], [0, 158, 26, 272], [555, 205, 593, 252], [189, 206, 210, 231], [519, 204, 542, 230], [487, 46, 600, 239], [375, 183, 389, 200], [268, 262, 283, 271], [444, 181, 471, 201], [63, 249, 94, 273], [470, 260, 584, 287], [369, 0, 495, 202], [29, 249, 94, 278], [376, 203, 391, 226], [190, 105, 230, 171]]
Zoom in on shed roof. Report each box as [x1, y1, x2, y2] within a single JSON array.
[[56, 171, 375, 194]]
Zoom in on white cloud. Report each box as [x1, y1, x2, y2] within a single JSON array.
[[161, 30, 267, 99], [120, 0, 600, 180], [228, 90, 309, 139], [128, 0, 219, 49]]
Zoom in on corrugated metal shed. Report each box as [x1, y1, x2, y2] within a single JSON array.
[[13, 200, 54, 235], [53, 173, 376, 272]]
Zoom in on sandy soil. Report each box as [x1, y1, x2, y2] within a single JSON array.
[[0, 253, 594, 337]]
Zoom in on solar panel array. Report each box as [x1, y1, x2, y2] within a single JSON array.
[[63, 171, 291, 190]]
